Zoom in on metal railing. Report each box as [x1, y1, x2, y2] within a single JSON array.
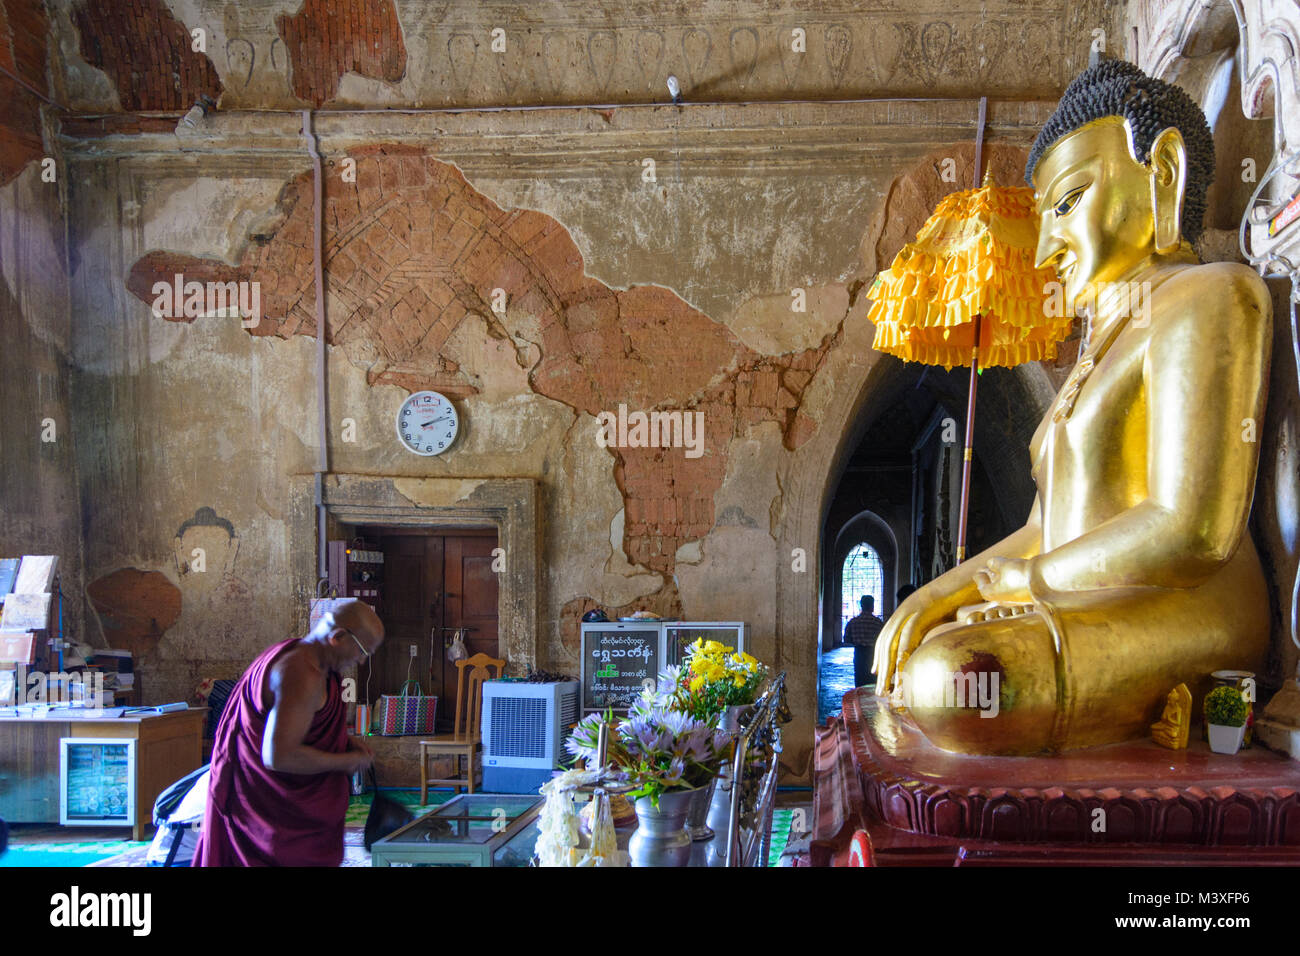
[[721, 671, 790, 867]]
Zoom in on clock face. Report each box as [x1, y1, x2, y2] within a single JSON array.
[[396, 391, 459, 456]]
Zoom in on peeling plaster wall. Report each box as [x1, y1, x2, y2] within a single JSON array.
[[44, 0, 1131, 780], [0, 1, 82, 649], [20, 0, 1300, 780], [0, 161, 81, 644], [58, 97, 1063, 778], [45, 0, 1119, 111]]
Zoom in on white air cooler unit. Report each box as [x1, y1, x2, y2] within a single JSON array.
[[480, 680, 579, 794]]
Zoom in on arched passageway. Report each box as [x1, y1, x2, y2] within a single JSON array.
[[816, 355, 1044, 721]]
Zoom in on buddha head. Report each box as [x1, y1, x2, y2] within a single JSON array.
[[1025, 60, 1215, 311], [174, 506, 240, 595]]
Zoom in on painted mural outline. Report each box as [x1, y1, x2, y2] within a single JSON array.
[[126, 148, 838, 584]]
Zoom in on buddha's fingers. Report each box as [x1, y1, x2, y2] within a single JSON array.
[[874, 623, 900, 690], [877, 613, 918, 693], [890, 614, 932, 694]]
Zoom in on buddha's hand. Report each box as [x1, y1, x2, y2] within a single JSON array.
[[874, 585, 965, 694], [974, 557, 1034, 605]]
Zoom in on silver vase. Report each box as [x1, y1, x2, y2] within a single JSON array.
[[685, 777, 718, 841], [629, 788, 696, 867], [706, 704, 754, 839], [719, 704, 754, 732]]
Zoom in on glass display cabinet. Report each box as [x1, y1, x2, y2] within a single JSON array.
[[664, 622, 746, 667], [369, 793, 543, 867]]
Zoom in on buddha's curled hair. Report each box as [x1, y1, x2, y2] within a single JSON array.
[[1025, 59, 1215, 244]]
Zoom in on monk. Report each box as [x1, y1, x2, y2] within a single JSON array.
[[195, 599, 384, 866]]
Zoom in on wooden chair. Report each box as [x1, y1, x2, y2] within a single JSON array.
[[419, 652, 505, 803]]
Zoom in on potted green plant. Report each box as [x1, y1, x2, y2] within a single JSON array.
[[1204, 685, 1248, 754]]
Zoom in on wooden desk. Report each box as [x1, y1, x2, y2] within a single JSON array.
[[0, 709, 205, 840]]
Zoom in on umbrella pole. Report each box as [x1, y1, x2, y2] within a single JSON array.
[[956, 313, 981, 563]]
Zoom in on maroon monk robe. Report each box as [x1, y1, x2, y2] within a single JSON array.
[[194, 638, 350, 867]]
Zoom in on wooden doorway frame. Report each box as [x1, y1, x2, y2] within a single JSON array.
[[289, 476, 540, 675]]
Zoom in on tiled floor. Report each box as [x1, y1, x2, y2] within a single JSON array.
[[1, 828, 142, 867], [3, 823, 133, 845], [818, 644, 861, 723], [5, 789, 802, 867]]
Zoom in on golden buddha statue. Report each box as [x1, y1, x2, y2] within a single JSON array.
[[1151, 683, 1192, 750], [874, 61, 1272, 755]]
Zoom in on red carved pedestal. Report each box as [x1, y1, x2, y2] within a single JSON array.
[[811, 689, 1300, 866]]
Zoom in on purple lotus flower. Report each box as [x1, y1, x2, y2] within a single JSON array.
[[654, 708, 695, 737], [656, 665, 683, 698], [618, 716, 660, 756], [679, 725, 716, 763], [564, 712, 606, 761], [661, 756, 686, 786]]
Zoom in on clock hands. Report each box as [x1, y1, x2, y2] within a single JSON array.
[[400, 392, 457, 456]]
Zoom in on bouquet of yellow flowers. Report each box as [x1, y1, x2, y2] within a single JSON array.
[[675, 639, 768, 723]]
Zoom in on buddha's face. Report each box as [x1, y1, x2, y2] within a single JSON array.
[[1032, 117, 1168, 311]]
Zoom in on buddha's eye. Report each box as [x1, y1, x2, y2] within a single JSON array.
[[1053, 186, 1086, 217]]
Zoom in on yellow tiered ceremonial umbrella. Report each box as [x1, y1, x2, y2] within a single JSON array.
[[868, 168, 1068, 561]]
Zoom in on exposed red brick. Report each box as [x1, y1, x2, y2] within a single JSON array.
[[124, 147, 841, 580], [86, 568, 183, 660], [786, 411, 817, 450], [560, 585, 685, 663], [608, 330, 836, 572], [0, 0, 45, 78], [0, 82, 42, 186], [125, 251, 249, 318], [276, 0, 406, 107], [0, 0, 48, 186], [71, 0, 222, 111]]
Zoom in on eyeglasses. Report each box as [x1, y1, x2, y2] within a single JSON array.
[[341, 627, 371, 659]]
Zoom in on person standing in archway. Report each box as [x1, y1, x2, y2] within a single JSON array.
[[844, 595, 884, 689]]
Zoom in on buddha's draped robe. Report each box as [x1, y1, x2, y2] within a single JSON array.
[[194, 638, 349, 866]]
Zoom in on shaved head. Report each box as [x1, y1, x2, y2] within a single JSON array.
[[334, 599, 384, 654]]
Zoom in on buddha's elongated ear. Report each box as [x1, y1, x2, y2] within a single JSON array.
[[1148, 126, 1187, 253]]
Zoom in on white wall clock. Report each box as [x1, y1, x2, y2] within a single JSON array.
[[395, 390, 459, 456]]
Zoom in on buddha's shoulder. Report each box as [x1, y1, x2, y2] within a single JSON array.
[[1153, 261, 1271, 334], [1158, 261, 1271, 311]]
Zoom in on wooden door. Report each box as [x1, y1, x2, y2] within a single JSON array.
[[358, 529, 499, 733], [362, 534, 442, 707], [439, 535, 501, 714]]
